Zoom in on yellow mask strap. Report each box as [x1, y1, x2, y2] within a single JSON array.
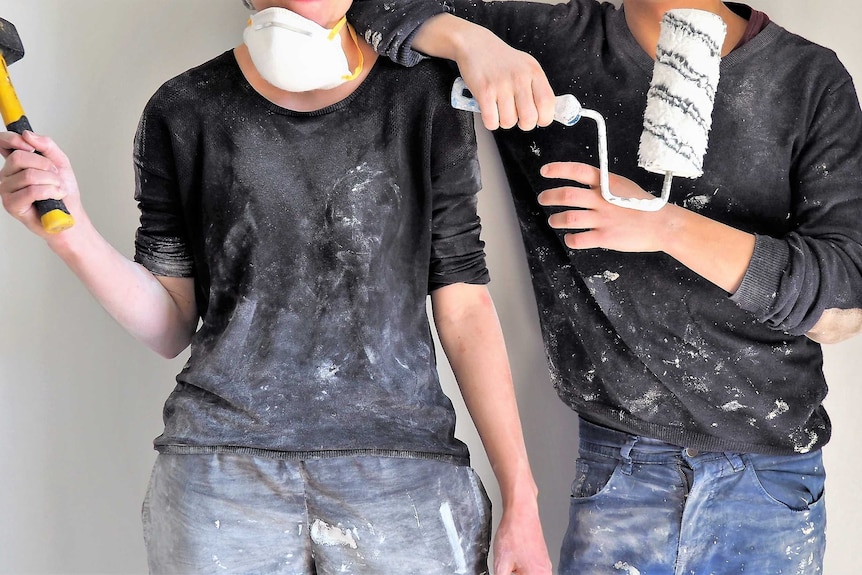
[[327, 17, 363, 82]]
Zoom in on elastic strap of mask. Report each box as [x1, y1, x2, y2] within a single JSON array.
[[328, 17, 364, 82]]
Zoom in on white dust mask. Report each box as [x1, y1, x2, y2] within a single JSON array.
[[243, 7, 363, 92]]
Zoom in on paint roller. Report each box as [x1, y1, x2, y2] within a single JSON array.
[[0, 17, 74, 233], [449, 8, 726, 212], [636, 9, 727, 208]]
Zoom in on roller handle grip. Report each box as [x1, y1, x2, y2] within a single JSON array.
[[6, 115, 75, 234]]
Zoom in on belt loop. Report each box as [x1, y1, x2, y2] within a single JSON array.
[[619, 436, 637, 475], [724, 452, 745, 472]]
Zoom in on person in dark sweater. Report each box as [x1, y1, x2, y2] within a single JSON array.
[[0, 1, 553, 573], [346, 0, 862, 573]]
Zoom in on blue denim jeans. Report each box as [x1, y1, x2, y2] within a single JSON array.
[[142, 453, 491, 574], [560, 418, 826, 575]]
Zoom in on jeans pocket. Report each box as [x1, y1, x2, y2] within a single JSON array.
[[571, 453, 620, 499], [745, 451, 826, 511]]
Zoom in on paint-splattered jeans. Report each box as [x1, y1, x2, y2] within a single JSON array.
[[559, 418, 826, 575], [142, 453, 491, 574]]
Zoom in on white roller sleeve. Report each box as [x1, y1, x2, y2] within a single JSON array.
[[638, 9, 727, 179]]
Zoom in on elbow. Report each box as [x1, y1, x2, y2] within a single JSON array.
[[155, 345, 188, 360], [805, 308, 862, 344], [147, 324, 195, 359], [151, 339, 191, 360]]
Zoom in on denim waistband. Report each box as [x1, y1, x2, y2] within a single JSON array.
[[577, 417, 737, 468]]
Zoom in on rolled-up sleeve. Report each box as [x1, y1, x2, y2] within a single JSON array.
[[428, 93, 489, 292], [132, 96, 195, 279], [347, 0, 447, 66], [731, 72, 862, 335]]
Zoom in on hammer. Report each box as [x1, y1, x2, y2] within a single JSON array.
[[0, 17, 74, 233]]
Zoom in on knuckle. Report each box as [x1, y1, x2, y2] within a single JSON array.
[[564, 212, 581, 227], [518, 115, 539, 131], [499, 114, 518, 130], [563, 187, 580, 203]]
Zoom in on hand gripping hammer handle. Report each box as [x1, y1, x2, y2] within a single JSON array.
[[0, 20, 74, 234]]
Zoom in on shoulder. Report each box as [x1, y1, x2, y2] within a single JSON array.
[[756, 23, 853, 86], [143, 51, 242, 121], [370, 57, 459, 108]]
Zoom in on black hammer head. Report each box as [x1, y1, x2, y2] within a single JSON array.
[[0, 18, 25, 66]]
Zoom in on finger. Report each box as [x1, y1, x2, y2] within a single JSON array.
[[2, 183, 64, 216], [513, 79, 540, 131], [537, 185, 598, 208], [540, 161, 602, 186], [2, 167, 64, 197], [547, 208, 601, 231], [564, 229, 603, 250], [532, 76, 557, 128], [471, 81, 501, 131], [0, 131, 37, 159], [496, 89, 519, 130], [1, 148, 60, 179]]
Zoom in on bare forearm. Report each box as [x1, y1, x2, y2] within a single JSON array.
[[413, 13, 495, 60], [48, 218, 196, 358], [431, 284, 538, 504], [658, 203, 755, 294]]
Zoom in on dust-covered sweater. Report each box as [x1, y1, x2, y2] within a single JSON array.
[[348, 0, 862, 455], [133, 51, 488, 463]]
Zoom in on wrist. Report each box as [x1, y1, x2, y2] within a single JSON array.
[[653, 201, 687, 255], [497, 470, 540, 510], [45, 213, 98, 261]]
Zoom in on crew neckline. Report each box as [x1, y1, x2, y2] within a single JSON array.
[[227, 49, 382, 116], [611, 3, 782, 76]]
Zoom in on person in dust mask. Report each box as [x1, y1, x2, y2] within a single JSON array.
[[346, 0, 862, 573], [0, 0, 553, 573]]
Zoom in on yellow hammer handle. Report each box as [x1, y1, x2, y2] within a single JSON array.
[[1, 54, 74, 233]]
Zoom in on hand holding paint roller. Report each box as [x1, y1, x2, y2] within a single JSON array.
[[451, 9, 726, 212], [450, 76, 673, 211], [0, 18, 74, 234]]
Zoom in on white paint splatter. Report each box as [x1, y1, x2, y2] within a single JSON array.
[[363, 30, 383, 51], [316, 361, 340, 381], [720, 400, 746, 412], [684, 195, 712, 210], [630, 389, 662, 415], [767, 400, 789, 420], [530, 142, 541, 156], [212, 555, 228, 570], [214, 520, 220, 529], [439, 502, 468, 574], [310, 519, 358, 549], [793, 431, 818, 454], [614, 561, 641, 575]]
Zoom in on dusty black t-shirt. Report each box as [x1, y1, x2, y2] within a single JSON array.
[[133, 52, 487, 462]]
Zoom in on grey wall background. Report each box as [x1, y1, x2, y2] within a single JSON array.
[[0, 1, 858, 573]]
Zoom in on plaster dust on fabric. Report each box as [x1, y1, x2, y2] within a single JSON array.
[[613, 561, 642, 575], [438, 501, 469, 575], [310, 519, 359, 549]]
